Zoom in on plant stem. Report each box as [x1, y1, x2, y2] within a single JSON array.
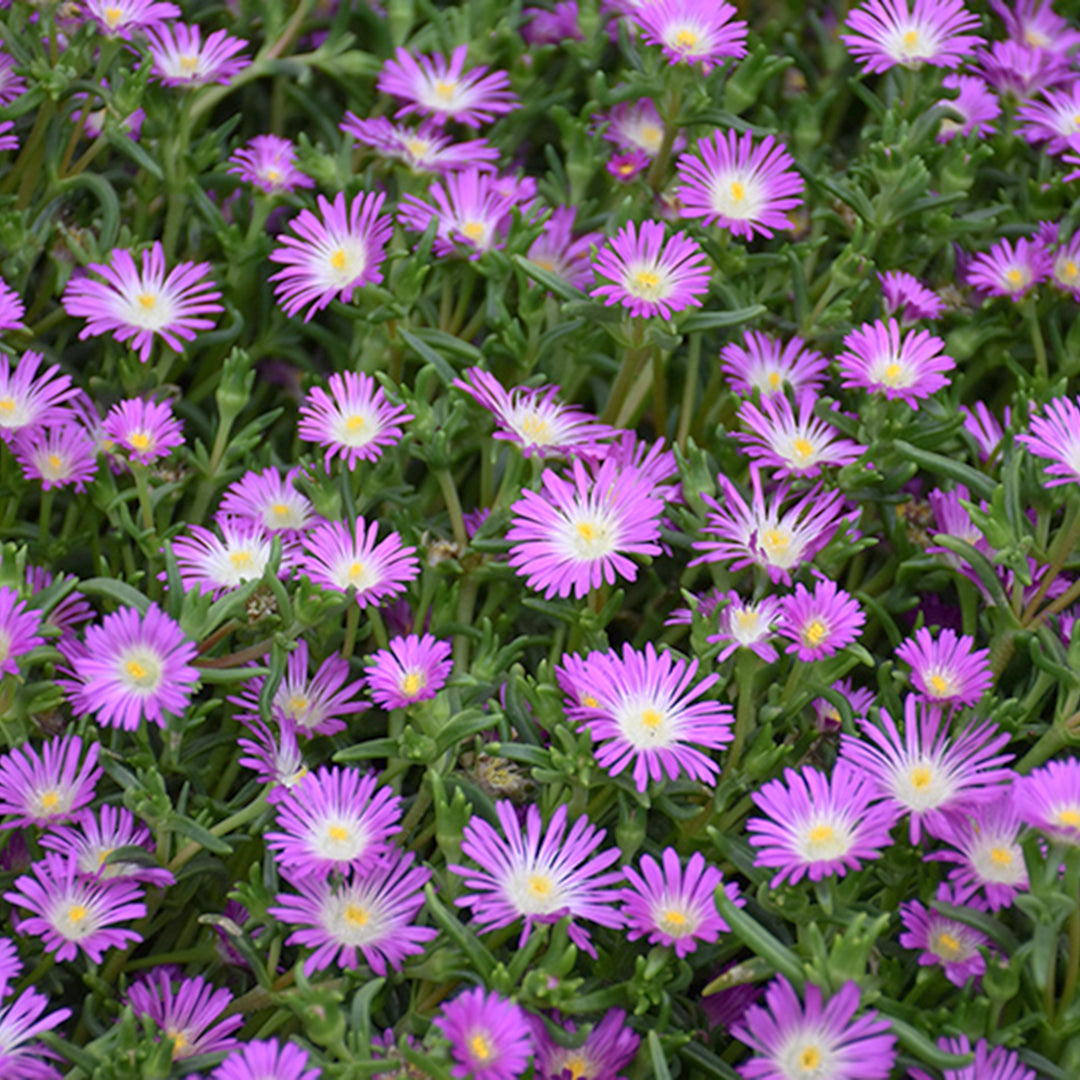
[[1026, 296, 1048, 380], [721, 651, 760, 782], [676, 333, 701, 451], [167, 791, 270, 873], [341, 603, 360, 658], [435, 466, 468, 550]]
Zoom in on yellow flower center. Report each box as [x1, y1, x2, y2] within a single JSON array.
[[808, 824, 834, 845], [1058, 808, 1080, 827], [137, 292, 156, 310], [39, 790, 60, 811], [635, 269, 661, 296], [763, 528, 790, 552], [1063, 260, 1079, 281], [577, 521, 597, 543], [792, 436, 814, 459], [903, 29, 918, 47], [520, 413, 551, 441], [229, 549, 255, 570], [935, 931, 962, 958], [68, 904, 88, 923], [179, 54, 199, 73], [129, 432, 151, 451], [582, 694, 598, 707], [327, 824, 349, 842], [329, 248, 348, 271], [767, 371, 782, 390], [266, 168, 281, 183], [1005, 268, 1024, 289], [286, 694, 309, 715], [802, 619, 828, 647], [564, 1056, 589, 1080], [641, 708, 663, 729], [730, 180, 745, 202], [343, 904, 369, 926], [0, 397, 14, 413], [104, 6, 123, 27], [470, 1034, 492, 1061], [407, 139, 429, 159], [168, 1029, 188, 1056], [272, 503, 290, 517], [800, 1046, 822, 1071], [348, 561, 365, 583], [640, 124, 662, 152], [883, 362, 904, 385], [461, 220, 486, 241], [345, 414, 365, 432], [910, 765, 933, 790], [989, 846, 1013, 865], [675, 28, 698, 49], [527, 873, 553, 898], [927, 674, 950, 696], [401, 671, 424, 697], [97, 847, 115, 865], [126, 660, 147, 680], [46, 453, 63, 471], [434, 80, 457, 101]]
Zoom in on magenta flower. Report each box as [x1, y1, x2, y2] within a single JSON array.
[[506, 457, 664, 599], [676, 130, 803, 240], [269, 192, 393, 320], [146, 23, 249, 86], [377, 46, 518, 128], [364, 633, 453, 709], [228, 135, 313, 195], [298, 371, 412, 469], [435, 988, 533, 1080], [960, 402, 1008, 461], [61, 604, 200, 731], [707, 592, 782, 663], [910, 1035, 1036, 1080], [813, 678, 876, 732], [607, 148, 651, 182], [836, 318, 955, 406], [965, 236, 1051, 300], [62, 242, 223, 363], [778, 580, 866, 662], [218, 467, 318, 536], [556, 642, 733, 791], [341, 114, 499, 174], [101, 398, 183, 464], [899, 886, 989, 987], [0, 986, 71, 1079], [840, 695, 1015, 843], [600, 99, 681, 159], [1017, 83, 1080, 152], [880, 270, 945, 320], [0, 351, 77, 442], [265, 765, 401, 881], [731, 976, 896, 1080], [0, 277, 24, 332], [212, 1040, 321, 1080], [0, 586, 44, 678], [617, 848, 740, 957], [5, 852, 145, 962], [0, 938, 21, 991], [237, 717, 308, 801], [81, 0, 180, 38], [530, 1011, 640, 1080], [0, 734, 101, 829], [590, 220, 711, 319], [13, 423, 97, 492], [747, 762, 897, 887], [170, 519, 287, 597], [1014, 757, 1080, 844], [895, 627, 993, 706], [523, 1, 584, 44], [0, 47, 25, 108], [1051, 233, 1080, 297], [299, 517, 419, 607], [1019, 395, 1080, 486], [127, 971, 243, 1061], [936, 74, 1000, 142], [976, 40, 1072, 100], [720, 330, 829, 397], [268, 850, 435, 976], [630, 0, 748, 73], [527, 206, 604, 291], [450, 801, 624, 957], [992, 0, 1080, 53], [842, 0, 983, 73]]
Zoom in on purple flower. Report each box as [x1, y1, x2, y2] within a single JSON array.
[[146, 23, 250, 86], [747, 762, 897, 887], [376, 45, 519, 128], [211, 1039, 321, 1080], [1014, 757, 1080, 844], [899, 885, 990, 986], [910, 1035, 1036, 1080], [0, 351, 77, 442], [218, 467, 318, 536], [81, 0, 180, 38], [450, 801, 624, 957], [0, 734, 101, 829], [127, 970, 243, 1061], [0, 46, 26, 107], [170, 518, 287, 597], [895, 627, 993, 706], [0, 937, 21, 992], [342, 115, 500, 174], [880, 270, 946, 320], [12, 423, 98, 492], [1017, 83, 1080, 152], [837, 318, 954, 406], [960, 401, 1008, 461], [237, 718, 308, 800], [1017, 395, 1080, 485], [268, 850, 435, 976], [935, 74, 1001, 141], [0, 122, 16, 154], [62, 242, 223, 363], [630, 0, 748, 73], [522, 1, 584, 44], [991, 0, 1080, 54], [842, 0, 983, 74], [0, 987, 71, 1080], [590, 220, 711, 319], [813, 679, 876, 732], [527, 206, 604, 291], [675, 130, 803, 240], [269, 192, 393, 320], [364, 633, 453, 709], [707, 592, 782, 663], [966, 236, 1051, 300], [530, 1011, 640, 1080], [731, 976, 896, 1080], [720, 330, 829, 397], [607, 148, 651, 182], [101, 398, 183, 464], [1050, 232, 1080, 297], [0, 586, 43, 677], [976, 40, 1072, 99], [778, 579, 866, 661], [599, 99, 680, 159], [0, 276, 24, 332], [435, 988, 532, 1080], [228, 135, 313, 195]]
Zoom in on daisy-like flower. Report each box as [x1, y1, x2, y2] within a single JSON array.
[[364, 633, 453, 710], [840, 695, 1014, 843], [435, 988, 533, 1080], [880, 270, 946, 320], [936, 74, 1001, 142], [269, 192, 393, 320], [911, 1035, 1036, 1080], [454, 367, 610, 458], [298, 371, 412, 469], [895, 627, 993, 707], [81, 0, 180, 38], [5, 853, 145, 962], [630, 0, 748, 73], [265, 765, 401, 881], [707, 592, 782, 663], [527, 206, 603, 292], [62, 242, 223, 363], [1014, 757, 1080, 844], [212, 1040, 321, 1080], [735, 392, 865, 479], [599, 100, 683, 159], [0, 734, 101, 829], [127, 971, 243, 1061], [617, 848, 739, 957], [841, 0, 983, 74], [590, 220, 711, 319], [991, 0, 1080, 53], [61, 604, 200, 732], [450, 800, 624, 957], [691, 470, 852, 585], [1017, 395, 1080, 486], [747, 763, 897, 887], [675, 130, 803, 240], [813, 678, 876, 733], [170, 519, 287, 597], [300, 518, 419, 607], [731, 976, 896, 1080], [836, 318, 955, 407], [1017, 83, 1080, 153], [720, 330, 829, 397], [960, 402, 1009, 461], [506, 457, 664, 599], [237, 718, 308, 801], [0, 122, 16, 154], [0, 986, 71, 1079], [12, 423, 97, 492], [0, 352, 77, 443], [146, 23, 250, 87], [0, 938, 21, 991], [0, 47, 25, 108], [965, 236, 1051, 300], [101, 398, 183, 464], [523, 1, 584, 44], [376, 45, 519, 128], [899, 885, 990, 987], [341, 115, 500, 174], [1050, 232, 1080, 298], [556, 643, 733, 791], [607, 148, 651, 182], [976, 40, 1072, 100], [268, 850, 435, 976], [530, 1012, 640, 1080], [218, 467, 318, 535], [0, 586, 44, 678], [0, 277, 24, 332], [778, 580, 866, 662], [228, 135, 314, 195]]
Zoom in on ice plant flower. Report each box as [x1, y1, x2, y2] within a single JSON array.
[[268, 850, 435, 976], [675, 130, 803, 240], [265, 765, 401, 881], [5, 852, 145, 962], [607, 148, 650, 182], [127, 971, 243, 1061], [237, 718, 308, 801], [1050, 232, 1080, 298], [880, 270, 946, 320], [0, 277, 24, 332], [895, 627, 993, 707], [731, 976, 897, 1079], [0, 586, 43, 678], [707, 592, 782, 663], [0, 986, 71, 1079], [1014, 757, 1080, 844], [617, 848, 740, 957], [0, 734, 101, 829], [523, 1, 584, 44], [836, 318, 955, 406], [600, 99, 682, 158], [228, 135, 313, 195], [991, 0, 1080, 53], [1017, 83, 1080, 152], [841, 696, 1015, 843], [269, 192, 393, 320], [841, 0, 983, 73], [218, 467, 317, 536], [965, 236, 1051, 300], [506, 457, 664, 599], [590, 220, 711, 319], [0, 47, 26, 107], [62, 242, 223, 363], [527, 206, 603, 291], [747, 762, 897, 886], [170, 518, 287, 597], [960, 401, 1009, 461], [813, 679, 876, 733], [720, 330, 829, 397], [61, 604, 200, 731], [0, 937, 20, 990], [298, 371, 412, 469], [630, 0, 748, 73], [212, 1040, 321, 1080], [146, 23, 250, 86], [936, 74, 1001, 141], [376, 45, 519, 127], [910, 1035, 1036, 1080], [101, 398, 183, 464], [364, 633, 453, 709], [1017, 395, 1080, 486], [434, 988, 532, 1080], [899, 886, 990, 987], [556, 642, 733, 791], [778, 580, 866, 661], [13, 422, 98, 492], [341, 115, 499, 173], [299, 517, 419, 608], [530, 1012, 640, 1080], [0, 351, 77, 442], [81, 0, 180, 38], [450, 801, 624, 956]]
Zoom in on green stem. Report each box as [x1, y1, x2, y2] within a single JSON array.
[[600, 342, 647, 426], [167, 790, 270, 873], [341, 603, 360, 659], [454, 576, 478, 670], [1026, 296, 1048, 380], [435, 467, 468, 551], [720, 651, 760, 782], [367, 606, 389, 649], [651, 348, 668, 437], [1059, 907, 1080, 1021], [1022, 495, 1080, 625], [676, 333, 701, 451], [646, 89, 681, 192], [38, 490, 53, 549], [130, 463, 156, 534]]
